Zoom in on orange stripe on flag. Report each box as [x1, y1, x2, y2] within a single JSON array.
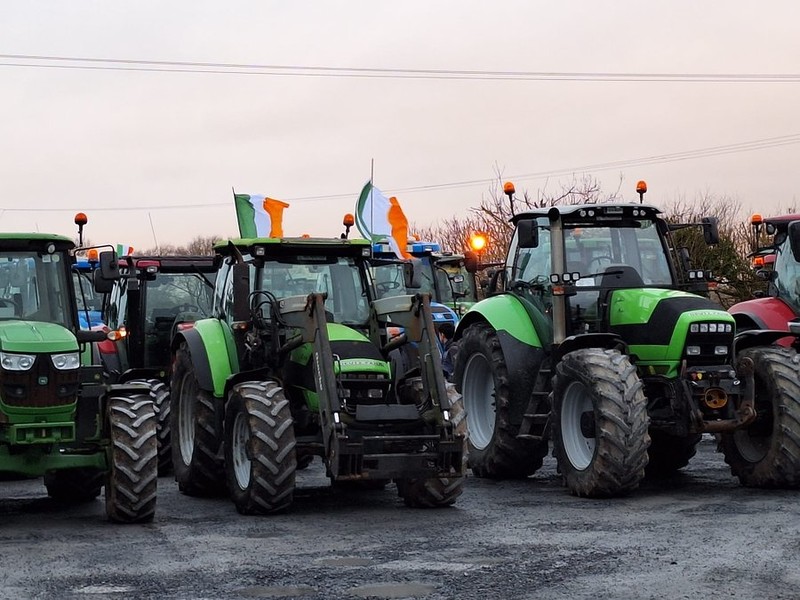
[[263, 198, 290, 238], [387, 197, 412, 259]]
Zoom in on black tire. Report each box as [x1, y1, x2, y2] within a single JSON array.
[[552, 348, 650, 498], [721, 347, 800, 488], [397, 384, 466, 508], [44, 468, 103, 503], [454, 322, 547, 478], [224, 381, 297, 515], [170, 342, 225, 496], [129, 378, 172, 476], [645, 432, 702, 478], [105, 392, 158, 523]]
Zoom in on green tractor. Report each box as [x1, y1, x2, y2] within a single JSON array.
[[169, 236, 465, 514], [454, 198, 800, 496], [0, 234, 158, 522]]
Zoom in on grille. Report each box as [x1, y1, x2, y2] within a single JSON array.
[[1, 356, 80, 408], [683, 322, 734, 367]]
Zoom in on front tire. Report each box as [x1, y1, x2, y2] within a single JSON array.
[[129, 378, 172, 476], [552, 348, 650, 498], [105, 391, 158, 523], [397, 384, 466, 508], [454, 322, 548, 478], [721, 347, 800, 488], [224, 381, 297, 515], [170, 342, 225, 496]]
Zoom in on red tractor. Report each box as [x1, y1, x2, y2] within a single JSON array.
[[729, 213, 800, 338]]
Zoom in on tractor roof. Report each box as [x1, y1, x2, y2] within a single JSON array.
[[214, 237, 372, 258], [762, 214, 800, 230], [0, 232, 75, 251], [511, 203, 663, 225], [119, 255, 216, 272]]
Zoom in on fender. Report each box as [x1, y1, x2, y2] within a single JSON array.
[[455, 293, 545, 348], [118, 367, 165, 385], [730, 297, 797, 347], [455, 294, 547, 426], [173, 319, 236, 396], [554, 333, 627, 362]]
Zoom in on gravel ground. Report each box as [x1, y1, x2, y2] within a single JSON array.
[[0, 436, 798, 600]]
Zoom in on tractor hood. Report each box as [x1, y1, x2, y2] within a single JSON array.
[[608, 288, 734, 366], [0, 321, 78, 354], [289, 323, 391, 375]]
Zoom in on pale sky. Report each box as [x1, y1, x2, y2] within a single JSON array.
[[1, 1, 799, 250]]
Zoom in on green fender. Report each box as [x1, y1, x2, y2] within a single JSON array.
[[177, 318, 239, 398], [455, 293, 545, 349]]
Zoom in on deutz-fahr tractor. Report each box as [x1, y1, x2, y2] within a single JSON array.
[[169, 236, 465, 514], [0, 234, 158, 522], [99, 255, 216, 474], [454, 197, 800, 497]]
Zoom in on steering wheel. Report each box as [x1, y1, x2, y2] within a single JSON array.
[[0, 298, 20, 315], [376, 281, 400, 295], [586, 256, 613, 274]]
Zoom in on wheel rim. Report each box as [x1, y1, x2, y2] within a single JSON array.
[[231, 410, 251, 489], [462, 352, 496, 451], [178, 372, 197, 465], [561, 381, 596, 470]]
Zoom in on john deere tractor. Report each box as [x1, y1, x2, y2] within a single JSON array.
[[169, 237, 465, 514], [454, 195, 800, 497], [0, 234, 158, 522]]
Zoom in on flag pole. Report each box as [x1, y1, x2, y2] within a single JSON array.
[[369, 158, 374, 245]]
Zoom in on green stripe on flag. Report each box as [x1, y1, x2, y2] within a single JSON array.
[[234, 194, 257, 238]]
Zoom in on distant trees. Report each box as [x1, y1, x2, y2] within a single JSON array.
[[137, 235, 222, 256]]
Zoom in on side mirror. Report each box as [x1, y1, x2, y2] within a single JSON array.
[[93, 269, 115, 294], [789, 221, 800, 263], [98, 251, 120, 281], [701, 216, 720, 245], [463, 251, 479, 274], [517, 220, 539, 249], [403, 260, 422, 290]]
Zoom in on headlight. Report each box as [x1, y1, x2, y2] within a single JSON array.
[[51, 352, 80, 370], [714, 346, 729, 356], [686, 346, 702, 356], [0, 352, 36, 371]]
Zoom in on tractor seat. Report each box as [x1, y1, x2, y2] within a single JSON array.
[[599, 265, 644, 290]]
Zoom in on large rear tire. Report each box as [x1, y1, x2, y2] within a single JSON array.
[[170, 342, 225, 496], [721, 347, 800, 488], [552, 348, 650, 498], [105, 391, 158, 523], [397, 384, 466, 508], [224, 381, 297, 515], [645, 432, 702, 478], [44, 468, 103, 503], [129, 378, 172, 476], [454, 322, 548, 478]]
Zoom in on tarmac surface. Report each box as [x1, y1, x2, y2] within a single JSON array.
[[1, 436, 798, 600]]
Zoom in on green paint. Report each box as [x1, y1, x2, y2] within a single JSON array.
[[0, 321, 77, 353], [192, 318, 236, 397], [460, 294, 545, 348]]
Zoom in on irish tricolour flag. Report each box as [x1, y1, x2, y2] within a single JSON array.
[[234, 193, 290, 238], [355, 181, 411, 259]]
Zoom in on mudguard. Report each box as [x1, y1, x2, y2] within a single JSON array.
[[455, 293, 544, 348], [729, 297, 796, 331], [172, 319, 237, 397], [455, 294, 546, 426]]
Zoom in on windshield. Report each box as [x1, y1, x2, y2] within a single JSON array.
[[372, 256, 474, 305], [145, 272, 215, 322], [0, 251, 73, 326], [512, 219, 673, 287], [773, 240, 800, 313], [259, 256, 369, 324]]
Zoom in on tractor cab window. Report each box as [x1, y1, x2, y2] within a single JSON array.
[[772, 243, 800, 313], [0, 251, 72, 327], [260, 256, 369, 325], [372, 262, 408, 299]]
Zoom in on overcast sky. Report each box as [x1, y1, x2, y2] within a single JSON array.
[[1, 1, 799, 250]]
